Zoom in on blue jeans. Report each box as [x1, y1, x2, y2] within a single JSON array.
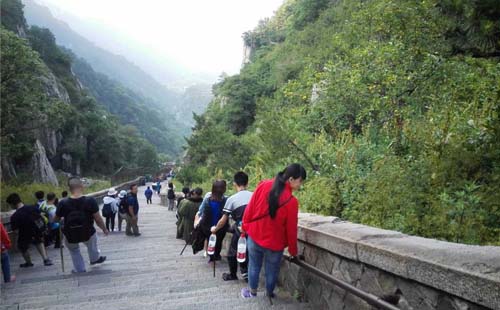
[[247, 236, 283, 295], [1, 252, 11, 283]]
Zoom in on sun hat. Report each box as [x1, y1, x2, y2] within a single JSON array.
[[107, 187, 118, 196], [118, 190, 127, 198]]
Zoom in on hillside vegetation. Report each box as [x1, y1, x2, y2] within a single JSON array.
[[1, 0, 164, 180], [180, 0, 500, 245]]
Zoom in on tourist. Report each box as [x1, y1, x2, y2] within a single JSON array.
[[199, 180, 227, 262], [102, 188, 119, 232], [0, 222, 16, 283], [61, 191, 68, 199], [240, 163, 306, 299], [117, 190, 128, 232], [145, 186, 153, 204], [126, 184, 141, 236], [34, 191, 45, 208], [211, 172, 253, 281], [55, 177, 108, 273], [177, 186, 190, 207], [40, 192, 61, 248], [177, 187, 203, 244], [167, 182, 176, 211], [6, 193, 53, 268], [156, 180, 161, 195]]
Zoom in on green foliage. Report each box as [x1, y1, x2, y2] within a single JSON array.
[[1, 1, 162, 179], [183, 0, 500, 245], [0, 0, 26, 33], [69, 51, 185, 156], [0, 28, 58, 160]]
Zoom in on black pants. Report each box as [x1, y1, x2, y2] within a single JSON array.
[[227, 228, 248, 276], [105, 213, 116, 231], [146, 197, 152, 204], [228, 255, 248, 277]]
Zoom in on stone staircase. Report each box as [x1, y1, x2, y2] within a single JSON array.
[[1, 184, 311, 310]]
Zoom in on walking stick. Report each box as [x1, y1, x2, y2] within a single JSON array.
[[213, 259, 216, 278], [59, 226, 65, 273], [180, 242, 189, 255]]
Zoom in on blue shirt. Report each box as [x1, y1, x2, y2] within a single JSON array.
[[208, 200, 223, 227], [127, 193, 139, 215]]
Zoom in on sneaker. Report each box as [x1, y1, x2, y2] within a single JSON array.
[[134, 233, 141, 237], [241, 287, 257, 299], [71, 269, 86, 274], [90, 256, 106, 265], [43, 259, 53, 266], [20, 262, 34, 268], [6, 275, 16, 283], [222, 273, 238, 281]]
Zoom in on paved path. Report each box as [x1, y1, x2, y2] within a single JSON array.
[[1, 183, 310, 310]]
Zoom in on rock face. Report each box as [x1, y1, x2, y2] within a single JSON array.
[[31, 140, 59, 186]]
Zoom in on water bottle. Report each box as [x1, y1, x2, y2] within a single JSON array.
[[236, 233, 247, 263], [207, 233, 217, 255]]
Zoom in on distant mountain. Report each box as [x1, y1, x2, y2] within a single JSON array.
[[67, 49, 187, 155], [22, 0, 181, 114]]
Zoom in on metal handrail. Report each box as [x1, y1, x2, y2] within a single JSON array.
[[283, 254, 400, 310]]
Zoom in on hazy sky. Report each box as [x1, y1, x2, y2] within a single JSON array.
[[38, 0, 284, 76]]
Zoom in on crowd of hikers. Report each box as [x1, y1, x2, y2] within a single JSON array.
[[2, 163, 307, 302], [176, 163, 306, 299], [1, 177, 146, 280]]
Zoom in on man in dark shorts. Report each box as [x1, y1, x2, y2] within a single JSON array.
[[7, 193, 53, 268], [55, 177, 108, 273]]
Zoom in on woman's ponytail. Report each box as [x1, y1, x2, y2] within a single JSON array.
[[268, 163, 307, 218]]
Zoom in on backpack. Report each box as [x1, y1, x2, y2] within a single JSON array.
[[29, 209, 47, 236], [63, 197, 92, 243], [38, 201, 49, 225], [102, 203, 112, 217], [119, 198, 128, 214], [167, 189, 175, 200]]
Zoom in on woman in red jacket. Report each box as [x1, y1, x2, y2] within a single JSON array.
[[241, 163, 306, 299], [1, 222, 16, 283]]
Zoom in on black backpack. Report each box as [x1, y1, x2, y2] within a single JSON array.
[[102, 202, 112, 217], [63, 197, 92, 243], [167, 189, 175, 199], [29, 209, 47, 236], [119, 198, 128, 214]]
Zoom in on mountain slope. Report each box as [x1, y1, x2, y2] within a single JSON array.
[[1, 0, 162, 181], [181, 0, 500, 245], [68, 50, 186, 155], [22, 0, 181, 114]]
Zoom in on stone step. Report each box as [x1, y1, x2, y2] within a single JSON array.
[[1, 184, 309, 310]]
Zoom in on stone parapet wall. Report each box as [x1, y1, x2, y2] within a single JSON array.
[[278, 213, 500, 310]]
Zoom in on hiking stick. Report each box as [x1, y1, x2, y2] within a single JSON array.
[[59, 226, 65, 273], [180, 242, 189, 255], [213, 259, 216, 277]]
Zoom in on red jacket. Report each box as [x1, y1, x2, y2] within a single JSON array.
[[242, 179, 298, 256], [0, 222, 12, 253]]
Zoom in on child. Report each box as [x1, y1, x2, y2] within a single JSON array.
[[0, 222, 16, 283]]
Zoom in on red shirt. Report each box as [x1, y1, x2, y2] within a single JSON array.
[[242, 179, 299, 256], [0, 222, 12, 253]]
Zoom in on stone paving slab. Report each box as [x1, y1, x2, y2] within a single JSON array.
[[1, 182, 310, 310]]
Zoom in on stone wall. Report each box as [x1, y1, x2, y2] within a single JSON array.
[[277, 213, 500, 310]]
